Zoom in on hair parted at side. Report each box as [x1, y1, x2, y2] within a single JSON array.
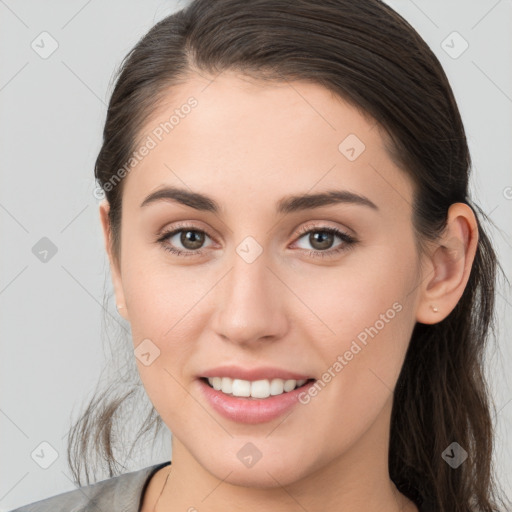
[[67, 1, 509, 510]]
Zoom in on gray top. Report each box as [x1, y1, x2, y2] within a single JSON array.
[[8, 461, 171, 512], [9, 460, 434, 512]]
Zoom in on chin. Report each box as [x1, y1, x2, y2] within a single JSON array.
[[196, 447, 311, 489]]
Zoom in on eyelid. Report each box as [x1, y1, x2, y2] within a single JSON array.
[[156, 221, 218, 251], [157, 220, 217, 240], [157, 220, 351, 243], [290, 222, 357, 254], [294, 221, 353, 237]]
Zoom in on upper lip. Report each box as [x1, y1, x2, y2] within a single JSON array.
[[200, 365, 315, 382]]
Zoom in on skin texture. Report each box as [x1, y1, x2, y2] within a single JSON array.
[[99, 70, 478, 511]]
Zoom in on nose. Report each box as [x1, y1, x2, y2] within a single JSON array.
[[211, 247, 288, 348]]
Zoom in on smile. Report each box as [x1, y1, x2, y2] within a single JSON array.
[[203, 376, 313, 398]]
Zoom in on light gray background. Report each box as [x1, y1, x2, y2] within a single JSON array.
[[1, 1, 511, 510]]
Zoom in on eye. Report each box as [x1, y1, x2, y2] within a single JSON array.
[[156, 222, 357, 259], [156, 224, 214, 257], [293, 223, 357, 258]]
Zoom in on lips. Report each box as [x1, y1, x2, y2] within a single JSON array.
[[199, 364, 314, 382], [195, 364, 317, 423], [197, 377, 317, 424]]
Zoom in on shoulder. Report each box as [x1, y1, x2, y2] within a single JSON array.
[[8, 461, 171, 512]]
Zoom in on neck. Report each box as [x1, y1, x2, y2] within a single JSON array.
[[153, 398, 418, 512]]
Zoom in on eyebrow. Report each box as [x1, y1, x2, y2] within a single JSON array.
[[140, 186, 378, 214]]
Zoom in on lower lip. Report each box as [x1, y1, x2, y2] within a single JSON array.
[[197, 378, 316, 424]]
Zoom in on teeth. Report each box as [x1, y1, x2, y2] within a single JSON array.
[[206, 377, 308, 398]]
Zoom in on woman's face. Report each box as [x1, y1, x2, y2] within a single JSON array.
[[101, 71, 426, 487]]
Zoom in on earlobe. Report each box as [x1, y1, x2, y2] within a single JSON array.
[[99, 201, 129, 321], [416, 203, 478, 325]]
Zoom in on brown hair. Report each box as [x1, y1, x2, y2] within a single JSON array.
[[68, 1, 510, 510]]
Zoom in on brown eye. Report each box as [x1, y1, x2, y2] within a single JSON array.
[[293, 225, 357, 259], [179, 230, 206, 250], [307, 231, 336, 250], [157, 226, 214, 257]]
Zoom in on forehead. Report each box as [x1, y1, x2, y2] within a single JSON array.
[[121, 70, 413, 219]]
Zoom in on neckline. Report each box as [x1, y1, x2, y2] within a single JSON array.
[[137, 461, 433, 512], [138, 460, 172, 512]]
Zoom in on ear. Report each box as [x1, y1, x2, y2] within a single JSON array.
[[99, 200, 129, 322], [416, 203, 478, 324]]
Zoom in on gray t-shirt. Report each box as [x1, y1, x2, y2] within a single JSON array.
[[8, 461, 171, 512], [8, 460, 434, 511]]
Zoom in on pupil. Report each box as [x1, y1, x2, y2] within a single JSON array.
[[311, 231, 333, 250], [182, 230, 204, 250]]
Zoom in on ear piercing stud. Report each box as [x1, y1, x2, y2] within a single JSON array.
[[431, 305, 439, 313]]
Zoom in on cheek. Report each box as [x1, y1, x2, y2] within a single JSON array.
[[280, 269, 416, 461], [119, 253, 209, 405], [297, 245, 418, 400], [311, 237, 417, 338], [122, 244, 209, 339]]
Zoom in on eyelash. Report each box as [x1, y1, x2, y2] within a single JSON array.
[[155, 222, 357, 259]]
